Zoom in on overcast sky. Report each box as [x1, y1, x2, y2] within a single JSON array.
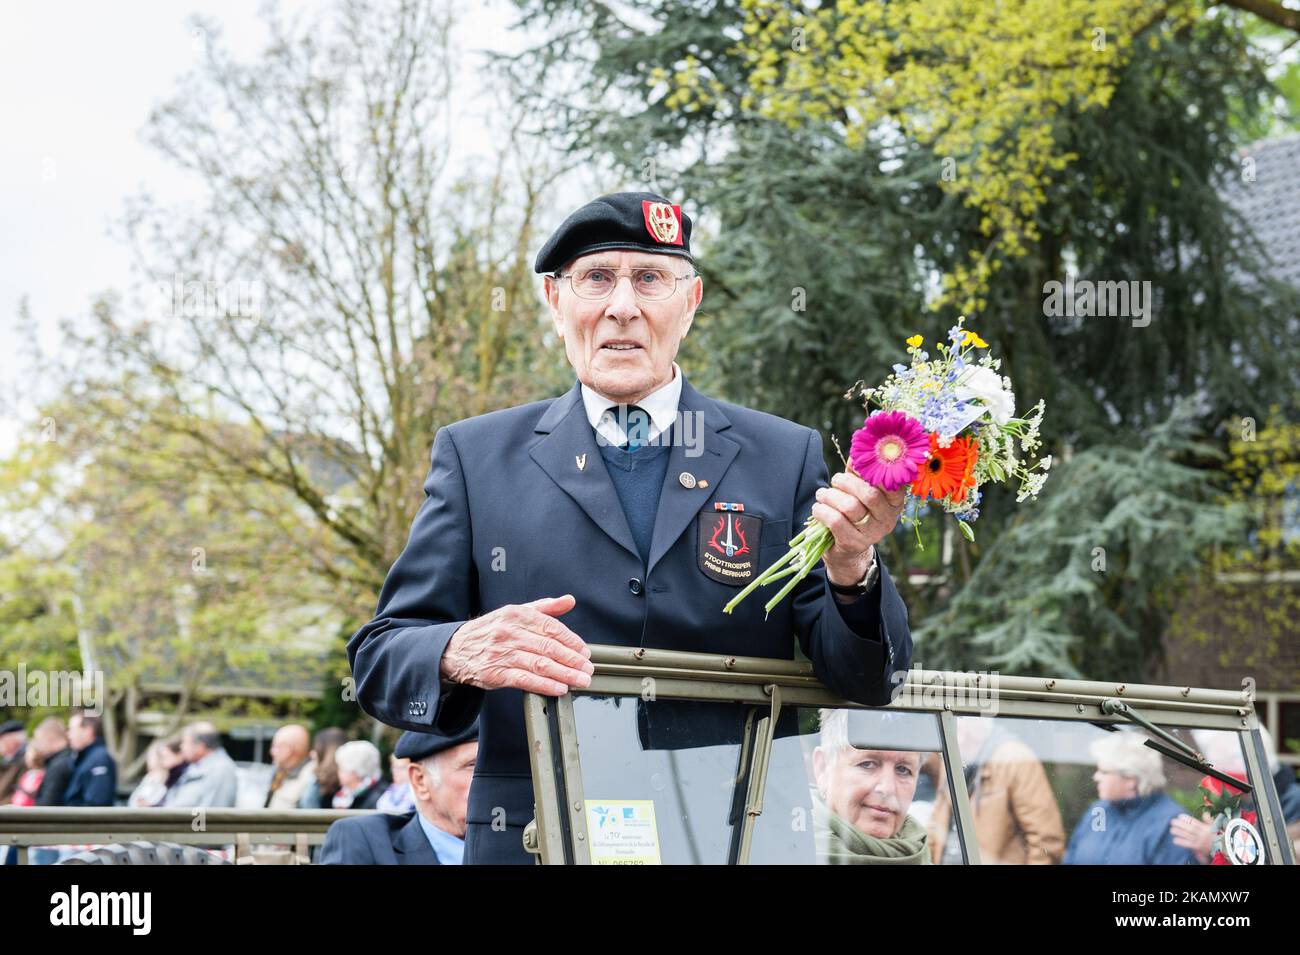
[[0, 0, 601, 454]]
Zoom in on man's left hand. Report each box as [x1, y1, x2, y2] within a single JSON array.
[[812, 470, 905, 587]]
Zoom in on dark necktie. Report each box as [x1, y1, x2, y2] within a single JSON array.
[[606, 404, 652, 451]]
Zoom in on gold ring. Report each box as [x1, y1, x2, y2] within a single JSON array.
[[854, 513, 871, 526]]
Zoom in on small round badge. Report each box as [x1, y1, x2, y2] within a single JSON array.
[[679, 471, 697, 489]]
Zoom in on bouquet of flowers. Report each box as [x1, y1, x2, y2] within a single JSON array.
[[1197, 773, 1257, 865], [723, 317, 1051, 616]]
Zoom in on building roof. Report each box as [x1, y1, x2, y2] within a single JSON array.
[[1223, 132, 1300, 291]]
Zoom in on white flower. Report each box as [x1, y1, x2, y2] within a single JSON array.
[[949, 365, 1017, 431]]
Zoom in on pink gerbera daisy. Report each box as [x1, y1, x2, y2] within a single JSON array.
[[849, 411, 930, 491]]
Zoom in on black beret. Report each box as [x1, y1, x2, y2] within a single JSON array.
[[534, 191, 693, 274], [393, 720, 479, 763], [0, 720, 25, 736]]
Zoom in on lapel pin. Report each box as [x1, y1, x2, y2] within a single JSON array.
[[698, 479, 709, 488], [678, 471, 697, 489], [576, 453, 587, 471]]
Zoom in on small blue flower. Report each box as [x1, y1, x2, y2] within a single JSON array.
[[892, 363, 908, 375]]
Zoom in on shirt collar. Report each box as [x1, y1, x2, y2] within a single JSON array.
[[580, 361, 683, 445], [416, 811, 466, 865]]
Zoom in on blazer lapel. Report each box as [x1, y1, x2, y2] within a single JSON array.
[[645, 377, 739, 577], [529, 379, 641, 562], [393, 811, 441, 865]]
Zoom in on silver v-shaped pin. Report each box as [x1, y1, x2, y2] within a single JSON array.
[[575, 453, 587, 471]]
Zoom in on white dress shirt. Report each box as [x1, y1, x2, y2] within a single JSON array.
[[580, 360, 683, 447]]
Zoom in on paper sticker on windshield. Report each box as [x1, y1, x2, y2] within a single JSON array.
[[586, 800, 662, 865], [697, 511, 761, 585], [1224, 817, 1263, 865]]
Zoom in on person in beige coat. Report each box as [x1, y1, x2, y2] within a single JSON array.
[[263, 724, 316, 810], [928, 718, 1066, 865]]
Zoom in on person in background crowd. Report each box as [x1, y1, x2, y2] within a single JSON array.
[[1064, 731, 1194, 865], [927, 717, 1065, 864], [264, 724, 315, 810], [376, 752, 415, 813], [62, 711, 117, 807], [321, 723, 478, 865], [0, 720, 28, 803], [299, 727, 348, 809], [10, 744, 45, 806], [32, 718, 74, 807], [163, 721, 238, 808], [331, 740, 385, 810], [128, 737, 185, 807]]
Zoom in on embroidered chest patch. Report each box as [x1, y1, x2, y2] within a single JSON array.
[[697, 511, 762, 585]]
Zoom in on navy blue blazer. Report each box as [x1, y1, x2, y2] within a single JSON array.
[[62, 739, 117, 807], [349, 375, 913, 864], [319, 811, 441, 865]]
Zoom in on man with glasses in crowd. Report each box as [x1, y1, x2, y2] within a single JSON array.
[[349, 190, 914, 864]]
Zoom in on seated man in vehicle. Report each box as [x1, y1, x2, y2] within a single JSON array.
[[811, 708, 932, 864]]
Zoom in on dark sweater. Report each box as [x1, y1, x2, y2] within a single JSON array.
[[597, 439, 672, 566]]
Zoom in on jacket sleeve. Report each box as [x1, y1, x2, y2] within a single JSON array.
[[35, 755, 73, 806], [788, 428, 913, 706], [348, 426, 485, 735], [319, 819, 374, 865], [1006, 754, 1066, 864], [82, 755, 117, 807]]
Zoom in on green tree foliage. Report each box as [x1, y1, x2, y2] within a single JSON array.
[[505, 0, 1300, 677]]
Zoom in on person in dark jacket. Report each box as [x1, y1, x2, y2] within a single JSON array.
[[1064, 732, 1194, 865], [32, 717, 74, 806], [62, 711, 117, 807], [321, 723, 478, 865]]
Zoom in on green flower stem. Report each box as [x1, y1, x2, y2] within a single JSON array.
[[722, 542, 800, 613], [763, 528, 834, 617]]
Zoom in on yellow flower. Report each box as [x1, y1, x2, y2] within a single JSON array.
[[963, 330, 988, 348], [906, 334, 924, 348]]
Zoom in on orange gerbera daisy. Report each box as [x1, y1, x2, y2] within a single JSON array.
[[910, 433, 979, 502]]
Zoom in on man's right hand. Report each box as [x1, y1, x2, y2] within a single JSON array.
[[440, 594, 593, 695]]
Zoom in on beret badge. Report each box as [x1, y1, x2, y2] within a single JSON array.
[[642, 200, 684, 246]]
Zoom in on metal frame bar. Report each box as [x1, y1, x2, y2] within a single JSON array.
[[938, 710, 982, 865], [523, 692, 566, 865], [735, 684, 781, 865], [1240, 724, 1286, 866], [554, 692, 591, 864], [583, 673, 1247, 729]]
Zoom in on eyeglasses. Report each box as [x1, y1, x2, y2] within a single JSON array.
[[553, 266, 696, 302]]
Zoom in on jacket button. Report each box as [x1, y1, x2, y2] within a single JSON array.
[[628, 578, 643, 595]]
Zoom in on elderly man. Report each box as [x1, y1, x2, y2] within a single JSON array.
[[349, 191, 913, 864], [320, 724, 478, 865], [264, 723, 315, 810], [164, 721, 238, 808], [811, 709, 932, 864]]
